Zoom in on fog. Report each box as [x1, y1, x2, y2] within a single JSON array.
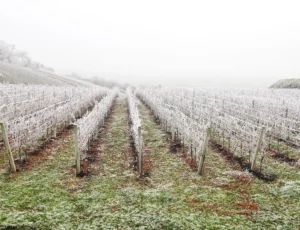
[[1, 0, 300, 87]]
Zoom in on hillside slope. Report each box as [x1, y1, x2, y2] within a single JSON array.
[[270, 79, 300, 88], [0, 62, 95, 87]]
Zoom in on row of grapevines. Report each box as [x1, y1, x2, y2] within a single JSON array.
[[0, 83, 108, 121], [1, 84, 109, 152], [126, 88, 144, 175], [188, 88, 300, 147], [138, 87, 269, 169], [137, 88, 210, 168], [126, 88, 142, 155], [75, 88, 118, 153]]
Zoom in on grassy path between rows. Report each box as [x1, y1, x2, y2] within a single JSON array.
[[0, 97, 299, 229]]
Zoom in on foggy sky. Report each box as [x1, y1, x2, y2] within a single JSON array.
[[1, 0, 300, 87]]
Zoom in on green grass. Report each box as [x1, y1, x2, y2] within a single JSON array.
[[0, 98, 299, 229]]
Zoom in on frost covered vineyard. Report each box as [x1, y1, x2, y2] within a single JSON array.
[[1, 84, 300, 175], [137, 87, 300, 173], [0, 83, 300, 229], [0, 83, 110, 172]]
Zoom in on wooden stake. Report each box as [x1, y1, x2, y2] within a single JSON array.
[[171, 128, 175, 141], [222, 131, 225, 147], [74, 125, 80, 175], [138, 127, 143, 176], [53, 125, 57, 138], [251, 127, 265, 170], [0, 122, 17, 172], [189, 142, 193, 159], [197, 128, 211, 175], [18, 145, 22, 161], [24, 146, 28, 161]]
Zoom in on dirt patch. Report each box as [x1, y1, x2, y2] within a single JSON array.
[[268, 149, 297, 166], [77, 160, 89, 177], [78, 147, 101, 177], [178, 152, 198, 171], [276, 136, 300, 149], [236, 200, 259, 211], [143, 155, 153, 177], [168, 137, 182, 153], [220, 183, 239, 191], [14, 159, 32, 172], [78, 131, 104, 177]]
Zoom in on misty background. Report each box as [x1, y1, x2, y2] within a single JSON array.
[[1, 0, 300, 88]]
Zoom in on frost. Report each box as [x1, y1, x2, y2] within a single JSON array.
[[137, 87, 300, 163], [126, 88, 143, 156], [280, 181, 300, 198], [0, 83, 109, 152], [76, 88, 118, 152]]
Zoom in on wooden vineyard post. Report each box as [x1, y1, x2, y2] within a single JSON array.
[[53, 125, 57, 139], [18, 145, 23, 161], [251, 127, 265, 170], [23, 145, 28, 161], [138, 126, 143, 176], [74, 125, 80, 175], [222, 131, 225, 147], [197, 127, 211, 175], [0, 122, 17, 172], [171, 127, 175, 141]]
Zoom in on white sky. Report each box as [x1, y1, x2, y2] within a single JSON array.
[[1, 0, 300, 87]]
